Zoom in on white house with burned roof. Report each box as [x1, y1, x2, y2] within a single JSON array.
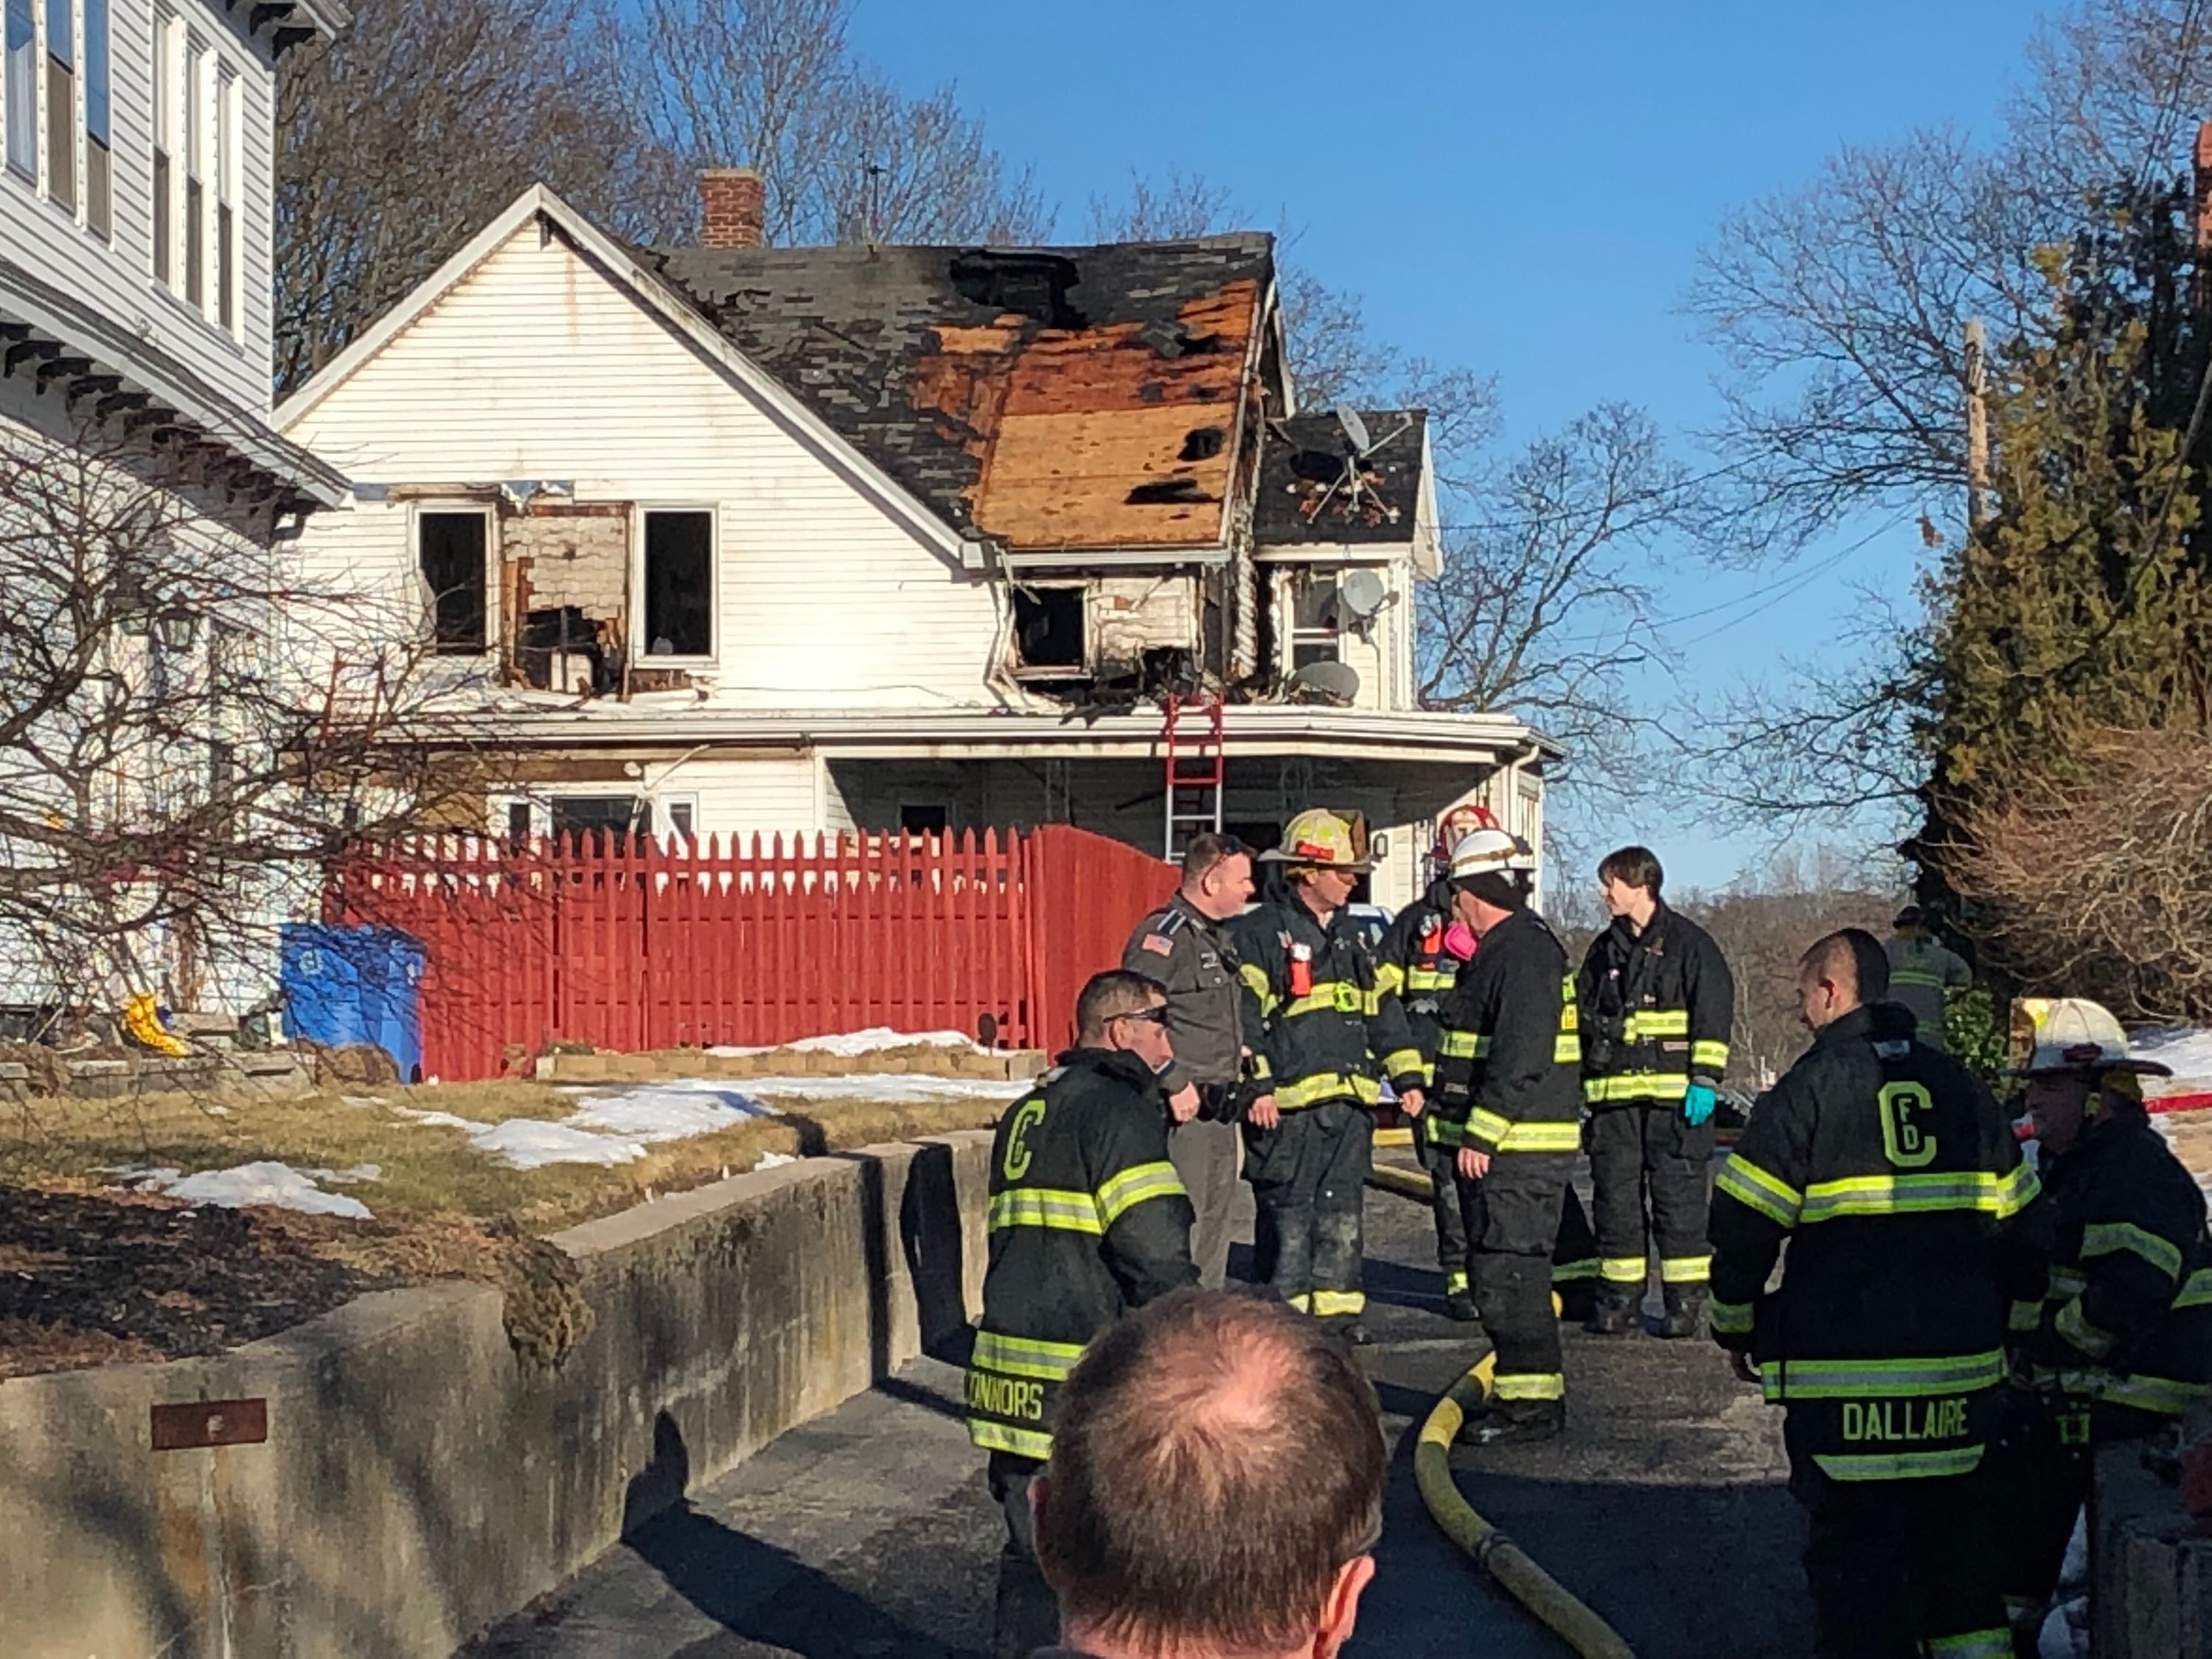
[[275, 173, 1554, 908]]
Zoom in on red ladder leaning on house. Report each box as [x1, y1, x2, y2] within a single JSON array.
[[1162, 693, 1225, 861]]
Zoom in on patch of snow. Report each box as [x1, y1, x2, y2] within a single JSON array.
[[339, 1095, 388, 1107], [567, 1084, 776, 1144], [704, 1027, 985, 1059], [740, 1074, 1018, 1105], [468, 1118, 648, 1170], [307, 1163, 381, 1185], [755, 1150, 798, 1171], [2132, 1026, 2212, 1094], [119, 1160, 375, 1220]]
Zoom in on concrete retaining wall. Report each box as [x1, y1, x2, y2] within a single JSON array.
[[0, 1131, 992, 1659], [2094, 1438, 2212, 1658]]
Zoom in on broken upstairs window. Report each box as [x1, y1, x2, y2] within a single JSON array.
[[418, 509, 489, 654], [1012, 585, 1087, 677], [643, 509, 714, 658]]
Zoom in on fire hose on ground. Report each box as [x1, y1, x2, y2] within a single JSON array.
[[1366, 1158, 1638, 1659]]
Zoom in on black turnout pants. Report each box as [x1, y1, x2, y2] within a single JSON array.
[[1587, 1102, 1715, 1295], [1457, 1150, 1574, 1409], [1980, 1394, 2095, 1632], [1785, 1423, 2008, 1658], [1422, 1116, 1599, 1302], [988, 1453, 1057, 1659], [1246, 1099, 1372, 1317]]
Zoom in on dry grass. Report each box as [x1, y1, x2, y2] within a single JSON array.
[[0, 1080, 1004, 1240]]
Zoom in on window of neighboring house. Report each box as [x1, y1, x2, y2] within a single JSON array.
[[4, 0, 34, 181], [44, 0, 71, 211], [640, 509, 713, 659], [1009, 585, 1086, 676], [82, 0, 105, 235], [1290, 569, 1341, 671], [661, 796, 698, 844], [898, 804, 949, 836], [417, 510, 490, 654], [214, 66, 234, 330], [504, 800, 532, 847], [182, 37, 202, 310], [150, 9, 169, 279], [551, 795, 650, 852]]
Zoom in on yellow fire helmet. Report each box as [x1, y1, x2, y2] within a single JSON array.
[[1259, 809, 1371, 872]]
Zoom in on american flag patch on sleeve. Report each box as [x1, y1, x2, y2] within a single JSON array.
[[1141, 934, 1175, 956]]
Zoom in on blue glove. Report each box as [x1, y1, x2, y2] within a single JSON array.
[[1683, 1082, 1718, 1127]]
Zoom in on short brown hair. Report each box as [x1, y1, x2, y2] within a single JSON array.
[[1180, 831, 1245, 886], [1801, 928, 1890, 1004], [1037, 1288, 1385, 1654], [1075, 969, 1166, 1043], [1598, 844, 1663, 898]]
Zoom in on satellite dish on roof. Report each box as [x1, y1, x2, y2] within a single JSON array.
[[1332, 404, 1374, 456], [1338, 569, 1388, 622], [1289, 660, 1362, 706]]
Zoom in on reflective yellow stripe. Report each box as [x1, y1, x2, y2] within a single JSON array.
[[1374, 962, 1405, 997], [2056, 1298, 2116, 1359], [1445, 1268, 1470, 1293], [2082, 1222, 2183, 1281], [1927, 1629, 2013, 1658], [1554, 1033, 1582, 1065], [1249, 1051, 1273, 1082], [1716, 1153, 1803, 1227], [1284, 1291, 1312, 1313], [2174, 1267, 2212, 1310], [968, 1419, 1054, 1459], [1494, 1371, 1565, 1401], [1761, 1349, 2003, 1401], [972, 1331, 1085, 1381], [2096, 1372, 2207, 1415], [1238, 961, 1278, 1015], [1585, 1071, 1691, 1103], [1350, 1073, 1382, 1105], [1691, 1040, 1731, 1074], [1551, 1257, 1601, 1284], [2008, 1298, 2045, 1333], [1273, 1073, 1355, 1110], [2051, 1266, 2088, 1298], [989, 1187, 1103, 1235], [1095, 1161, 1186, 1227], [1811, 1444, 1985, 1481], [1660, 1254, 1711, 1284], [1464, 1107, 1580, 1153], [1711, 1298, 1754, 1335], [1600, 1256, 1646, 1284], [1797, 1164, 2040, 1223], [1621, 1009, 1689, 1039], [1310, 1288, 1365, 1316], [1380, 1048, 1425, 1079], [1407, 967, 1454, 991], [1427, 1116, 1464, 1147], [1439, 1029, 1486, 1060]]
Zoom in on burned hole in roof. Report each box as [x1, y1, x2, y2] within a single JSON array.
[[949, 251, 1087, 328], [1126, 478, 1215, 506], [1288, 447, 1352, 484], [1179, 427, 1226, 462]]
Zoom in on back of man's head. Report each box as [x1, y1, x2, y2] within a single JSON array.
[[1036, 1289, 1385, 1658], [1801, 927, 1891, 1007]]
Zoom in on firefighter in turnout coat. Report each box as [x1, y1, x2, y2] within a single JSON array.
[[1578, 845, 1736, 1338], [1709, 930, 2039, 1659], [1377, 810, 1600, 1323], [1430, 827, 1585, 1444], [967, 970, 1199, 1659], [1234, 809, 1426, 1343], [1985, 999, 2212, 1649]]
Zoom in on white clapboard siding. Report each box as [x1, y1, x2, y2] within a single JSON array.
[[284, 220, 1006, 712], [671, 757, 824, 847]]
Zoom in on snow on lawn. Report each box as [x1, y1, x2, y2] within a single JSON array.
[[706, 1027, 988, 1058], [111, 1161, 379, 1220], [2133, 1026, 2212, 1096]]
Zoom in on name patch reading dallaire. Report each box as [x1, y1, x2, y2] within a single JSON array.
[[967, 1370, 1047, 1422], [1840, 1397, 1970, 1443]]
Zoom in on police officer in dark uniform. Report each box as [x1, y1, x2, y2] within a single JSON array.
[[967, 969, 1199, 1659], [1709, 930, 2038, 1659], [1122, 831, 1256, 1289]]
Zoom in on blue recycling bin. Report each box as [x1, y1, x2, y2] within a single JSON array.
[[280, 923, 425, 1082]]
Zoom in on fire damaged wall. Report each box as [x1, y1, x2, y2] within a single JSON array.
[[499, 501, 635, 696]]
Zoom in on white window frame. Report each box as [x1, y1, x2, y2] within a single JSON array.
[[1006, 580, 1091, 681], [150, 5, 173, 285], [3, 0, 35, 184], [214, 62, 235, 334], [658, 793, 700, 846], [411, 502, 497, 658], [1286, 566, 1342, 675], [632, 504, 720, 667]]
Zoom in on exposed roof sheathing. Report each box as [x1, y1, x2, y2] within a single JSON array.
[[1255, 410, 1430, 547], [651, 236, 1274, 551]]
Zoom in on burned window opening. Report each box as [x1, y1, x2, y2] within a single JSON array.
[[1179, 427, 1225, 462], [1012, 585, 1087, 674], [949, 251, 1085, 327], [518, 606, 620, 695], [643, 509, 713, 658], [418, 510, 488, 654], [1126, 477, 1214, 506]]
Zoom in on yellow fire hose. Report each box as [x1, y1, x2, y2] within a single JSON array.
[[1366, 1164, 1638, 1659]]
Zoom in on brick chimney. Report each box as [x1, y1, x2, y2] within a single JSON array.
[[700, 167, 765, 250], [2195, 122, 2212, 251]]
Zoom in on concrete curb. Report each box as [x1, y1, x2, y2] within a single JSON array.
[[2095, 1438, 2212, 1657], [0, 1130, 992, 1659]]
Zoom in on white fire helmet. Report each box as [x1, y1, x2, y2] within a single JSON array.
[[2012, 997, 2172, 1079], [1447, 828, 1536, 883]]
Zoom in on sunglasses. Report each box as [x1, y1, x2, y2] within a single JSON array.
[[1116, 1006, 1169, 1026]]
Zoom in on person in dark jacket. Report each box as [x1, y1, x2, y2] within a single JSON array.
[[1377, 810, 1599, 1323], [1985, 998, 2212, 1650], [1234, 809, 1425, 1346], [1578, 845, 1736, 1338], [1710, 930, 2039, 1659], [968, 969, 1200, 1659], [1122, 831, 1258, 1289], [1431, 827, 1585, 1445]]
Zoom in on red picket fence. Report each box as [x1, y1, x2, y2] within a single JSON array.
[[324, 824, 1172, 1081]]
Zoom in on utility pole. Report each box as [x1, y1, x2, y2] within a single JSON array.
[[1964, 318, 1989, 530]]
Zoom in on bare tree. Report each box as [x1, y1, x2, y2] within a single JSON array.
[[612, 0, 1049, 246], [274, 0, 653, 393], [1085, 169, 1237, 243], [0, 422, 487, 1022]]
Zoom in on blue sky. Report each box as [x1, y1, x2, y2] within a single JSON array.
[[848, 1, 2046, 890]]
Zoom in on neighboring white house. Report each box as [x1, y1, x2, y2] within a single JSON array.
[[0, 0, 347, 1009], [276, 178, 1555, 910]]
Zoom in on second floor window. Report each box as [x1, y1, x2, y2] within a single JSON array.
[[215, 68, 234, 329], [641, 509, 714, 659], [150, 10, 169, 281], [43, 0, 70, 211], [418, 509, 490, 655], [4, 0, 32, 180], [1292, 571, 1343, 670], [83, 0, 105, 236]]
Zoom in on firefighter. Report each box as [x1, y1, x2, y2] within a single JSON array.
[[1985, 999, 2212, 1652], [1882, 905, 1973, 1055], [1709, 930, 2037, 1659], [1122, 830, 1257, 1289], [1430, 826, 1584, 1445], [1374, 806, 1599, 1323], [1234, 809, 1426, 1344], [1577, 844, 1735, 1338], [966, 969, 1200, 1659]]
